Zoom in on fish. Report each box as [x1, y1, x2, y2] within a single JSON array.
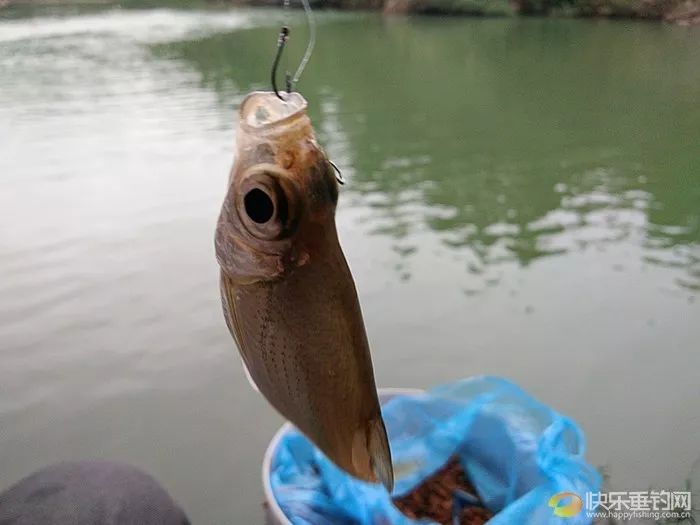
[[215, 91, 394, 491]]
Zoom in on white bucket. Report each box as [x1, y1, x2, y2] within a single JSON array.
[[262, 388, 423, 525]]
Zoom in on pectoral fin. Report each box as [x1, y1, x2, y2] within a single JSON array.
[[221, 275, 260, 393]]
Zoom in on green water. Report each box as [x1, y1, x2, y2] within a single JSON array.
[[1, 5, 699, 523]]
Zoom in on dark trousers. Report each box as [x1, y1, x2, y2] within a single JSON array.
[[0, 461, 191, 525]]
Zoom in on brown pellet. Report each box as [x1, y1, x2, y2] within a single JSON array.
[[393, 457, 494, 525]]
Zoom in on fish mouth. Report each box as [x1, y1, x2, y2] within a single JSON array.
[[239, 91, 308, 132]]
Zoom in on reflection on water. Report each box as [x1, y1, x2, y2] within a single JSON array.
[[1, 5, 699, 523], [160, 16, 700, 290]]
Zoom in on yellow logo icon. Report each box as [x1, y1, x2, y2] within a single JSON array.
[[548, 492, 584, 517]]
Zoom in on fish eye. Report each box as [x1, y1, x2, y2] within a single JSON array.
[[235, 165, 297, 241], [244, 188, 274, 224]]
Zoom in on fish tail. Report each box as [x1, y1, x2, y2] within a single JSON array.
[[368, 416, 394, 492]]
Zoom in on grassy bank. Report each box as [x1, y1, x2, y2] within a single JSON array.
[[2, 0, 698, 23], [506, 0, 700, 24]]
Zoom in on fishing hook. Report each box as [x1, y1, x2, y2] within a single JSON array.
[[270, 0, 316, 100], [330, 160, 345, 185], [271, 26, 290, 100]]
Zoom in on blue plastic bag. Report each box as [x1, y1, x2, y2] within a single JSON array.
[[270, 376, 601, 525]]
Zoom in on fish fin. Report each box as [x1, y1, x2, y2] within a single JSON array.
[[240, 356, 260, 393], [368, 417, 394, 492], [221, 274, 260, 393]]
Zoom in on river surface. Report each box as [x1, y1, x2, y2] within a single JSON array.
[[1, 4, 699, 523]]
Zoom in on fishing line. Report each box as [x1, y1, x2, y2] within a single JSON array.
[[292, 0, 316, 86]]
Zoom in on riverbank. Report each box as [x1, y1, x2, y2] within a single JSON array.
[[229, 0, 700, 24]]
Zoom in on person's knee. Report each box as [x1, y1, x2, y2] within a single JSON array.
[[0, 460, 190, 525]]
